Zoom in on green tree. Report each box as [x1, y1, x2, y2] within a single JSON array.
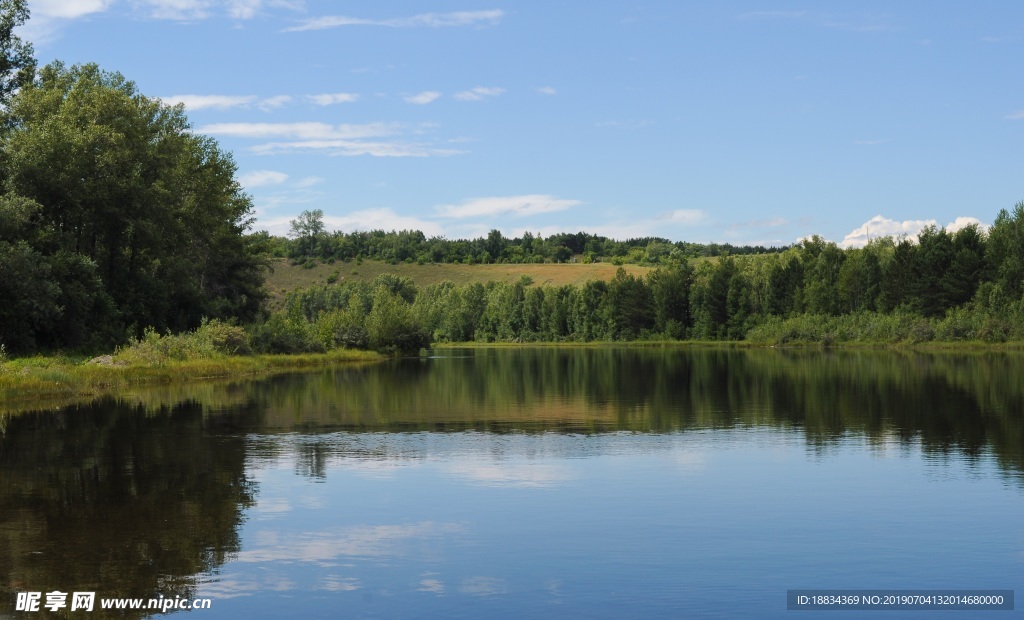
[[985, 203, 1024, 305], [0, 0, 34, 110], [366, 285, 429, 352], [2, 62, 265, 344], [288, 209, 326, 257], [648, 263, 693, 339]]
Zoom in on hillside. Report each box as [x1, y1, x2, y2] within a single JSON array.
[[265, 258, 653, 309]]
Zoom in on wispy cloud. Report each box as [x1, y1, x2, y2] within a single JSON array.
[[436, 195, 582, 219], [199, 122, 402, 140], [537, 86, 557, 95], [285, 9, 503, 32], [34, 0, 115, 19], [1006, 110, 1024, 120], [162, 94, 257, 110], [238, 169, 288, 188], [199, 121, 460, 157], [258, 95, 293, 111], [133, 0, 213, 21], [453, 87, 505, 102], [838, 215, 988, 248], [405, 91, 442, 105], [227, 0, 305, 20], [305, 93, 359, 105], [162, 94, 293, 111], [854, 139, 888, 145], [251, 140, 462, 157], [133, 0, 304, 21]]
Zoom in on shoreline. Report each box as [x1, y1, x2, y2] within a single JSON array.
[[0, 349, 384, 413]]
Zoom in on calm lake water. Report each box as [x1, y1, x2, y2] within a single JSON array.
[[1, 348, 1022, 618]]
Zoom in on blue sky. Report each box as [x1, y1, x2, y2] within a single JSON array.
[[23, 1, 1024, 246]]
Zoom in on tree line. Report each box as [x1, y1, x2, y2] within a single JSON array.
[[274, 208, 784, 266]]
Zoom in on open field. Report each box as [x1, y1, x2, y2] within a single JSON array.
[[265, 258, 653, 308]]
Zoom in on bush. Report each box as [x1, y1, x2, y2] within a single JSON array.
[[197, 319, 251, 355], [248, 314, 324, 354]]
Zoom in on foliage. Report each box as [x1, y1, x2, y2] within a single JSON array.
[[115, 319, 252, 365], [0, 61, 266, 353], [0, 0, 34, 110]]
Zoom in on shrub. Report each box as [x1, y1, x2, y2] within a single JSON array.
[[196, 319, 251, 355], [248, 314, 324, 354]]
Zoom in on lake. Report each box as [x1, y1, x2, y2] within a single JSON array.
[[1, 347, 1021, 618]]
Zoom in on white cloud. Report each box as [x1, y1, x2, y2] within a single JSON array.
[[437, 195, 581, 219], [405, 91, 442, 105], [854, 139, 888, 145], [285, 9, 503, 32], [33, 0, 115, 19], [537, 86, 557, 95], [163, 94, 257, 110], [258, 95, 293, 111], [199, 122, 400, 140], [134, 0, 212, 20], [238, 170, 288, 188], [453, 87, 505, 102], [945, 216, 988, 233], [162, 94, 292, 111], [228, 0, 304, 20], [200, 122, 461, 158], [1006, 110, 1024, 120], [250, 139, 461, 158], [305, 93, 359, 105], [133, 0, 303, 20], [837, 215, 989, 248]]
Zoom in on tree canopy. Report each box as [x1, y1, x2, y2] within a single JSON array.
[[0, 61, 265, 353]]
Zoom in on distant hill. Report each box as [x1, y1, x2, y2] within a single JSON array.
[[265, 258, 653, 309]]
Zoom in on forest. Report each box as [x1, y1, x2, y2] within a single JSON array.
[[1, 1, 1023, 358], [264, 209, 1024, 353]]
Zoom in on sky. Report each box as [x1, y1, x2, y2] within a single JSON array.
[[21, 0, 1024, 247]]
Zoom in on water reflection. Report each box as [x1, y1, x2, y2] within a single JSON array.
[[0, 398, 255, 617], [1, 347, 1022, 617]]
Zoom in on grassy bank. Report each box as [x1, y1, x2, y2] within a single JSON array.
[[0, 348, 383, 412]]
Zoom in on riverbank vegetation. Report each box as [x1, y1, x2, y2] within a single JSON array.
[[0, 320, 380, 408]]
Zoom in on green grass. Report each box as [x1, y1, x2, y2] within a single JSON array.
[[0, 348, 382, 413]]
